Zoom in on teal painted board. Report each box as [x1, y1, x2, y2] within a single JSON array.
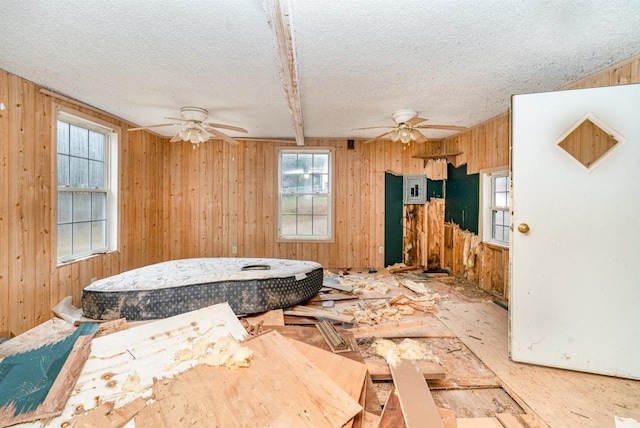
[[0, 322, 98, 420], [427, 178, 443, 200], [445, 164, 479, 234], [384, 172, 404, 267]]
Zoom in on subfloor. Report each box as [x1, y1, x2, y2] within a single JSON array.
[[309, 267, 640, 427]]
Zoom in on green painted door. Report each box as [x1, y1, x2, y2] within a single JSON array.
[[384, 172, 403, 267]]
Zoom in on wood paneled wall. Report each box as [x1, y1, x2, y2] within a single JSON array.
[[0, 70, 168, 335], [164, 138, 426, 268]]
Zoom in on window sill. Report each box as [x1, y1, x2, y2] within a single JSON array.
[[57, 250, 117, 266], [485, 241, 509, 250], [276, 237, 334, 244]]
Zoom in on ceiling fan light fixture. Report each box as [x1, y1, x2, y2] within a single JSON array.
[[389, 130, 400, 142], [187, 129, 200, 143], [197, 130, 209, 143], [399, 129, 412, 144]]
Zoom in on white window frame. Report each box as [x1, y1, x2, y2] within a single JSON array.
[[55, 107, 119, 264], [277, 147, 334, 242], [480, 168, 510, 247]]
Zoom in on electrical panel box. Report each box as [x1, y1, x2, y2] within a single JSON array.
[[403, 175, 427, 204]]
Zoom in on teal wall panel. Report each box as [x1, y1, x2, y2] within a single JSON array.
[[445, 164, 479, 234]]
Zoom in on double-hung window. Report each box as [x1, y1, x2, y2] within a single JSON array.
[[482, 171, 510, 246], [278, 149, 332, 241], [56, 110, 118, 263]]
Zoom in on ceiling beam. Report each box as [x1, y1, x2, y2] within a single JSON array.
[[262, 0, 305, 146]]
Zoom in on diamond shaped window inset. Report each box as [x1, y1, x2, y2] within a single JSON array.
[[556, 113, 625, 169]]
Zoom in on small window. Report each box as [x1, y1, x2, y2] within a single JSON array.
[[56, 110, 118, 263], [278, 149, 332, 241], [482, 171, 510, 246]]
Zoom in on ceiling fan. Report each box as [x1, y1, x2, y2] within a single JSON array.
[[128, 107, 248, 146], [353, 109, 467, 144]]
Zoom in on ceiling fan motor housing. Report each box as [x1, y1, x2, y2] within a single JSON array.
[[392, 109, 418, 124], [180, 107, 208, 122]]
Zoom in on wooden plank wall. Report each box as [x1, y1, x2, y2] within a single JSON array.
[[0, 69, 168, 335], [433, 54, 640, 301], [164, 138, 425, 268]]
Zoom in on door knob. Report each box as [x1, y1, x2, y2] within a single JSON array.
[[517, 223, 530, 233]]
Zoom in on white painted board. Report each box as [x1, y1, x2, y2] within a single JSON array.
[[17, 303, 247, 427]]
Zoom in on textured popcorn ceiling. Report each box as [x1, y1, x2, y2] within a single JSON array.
[[0, 0, 639, 140]]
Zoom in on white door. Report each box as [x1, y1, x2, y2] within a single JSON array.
[[510, 83, 640, 379]]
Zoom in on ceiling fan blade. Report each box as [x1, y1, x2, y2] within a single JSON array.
[[352, 126, 396, 131], [206, 128, 241, 145], [363, 130, 394, 144], [128, 123, 180, 131], [406, 116, 429, 126], [415, 124, 468, 131], [165, 117, 189, 122], [205, 122, 248, 133], [169, 131, 183, 143], [411, 130, 428, 144]]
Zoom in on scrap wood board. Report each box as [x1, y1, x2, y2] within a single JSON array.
[[268, 325, 362, 362], [12, 303, 247, 428], [456, 417, 503, 427], [365, 358, 446, 381], [0, 323, 98, 427], [242, 308, 285, 326], [389, 358, 445, 428], [495, 412, 525, 428], [288, 337, 368, 428], [346, 318, 455, 339], [437, 302, 640, 427], [134, 330, 362, 428], [284, 306, 355, 323], [378, 389, 406, 428]]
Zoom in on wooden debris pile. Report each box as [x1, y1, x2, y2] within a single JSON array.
[[0, 303, 369, 428], [1, 267, 543, 428]]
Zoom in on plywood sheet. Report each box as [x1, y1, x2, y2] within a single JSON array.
[[437, 302, 640, 427], [289, 338, 367, 402], [289, 338, 368, 428], [135, 330, 362, 428], [30, 303, 247, 428]]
